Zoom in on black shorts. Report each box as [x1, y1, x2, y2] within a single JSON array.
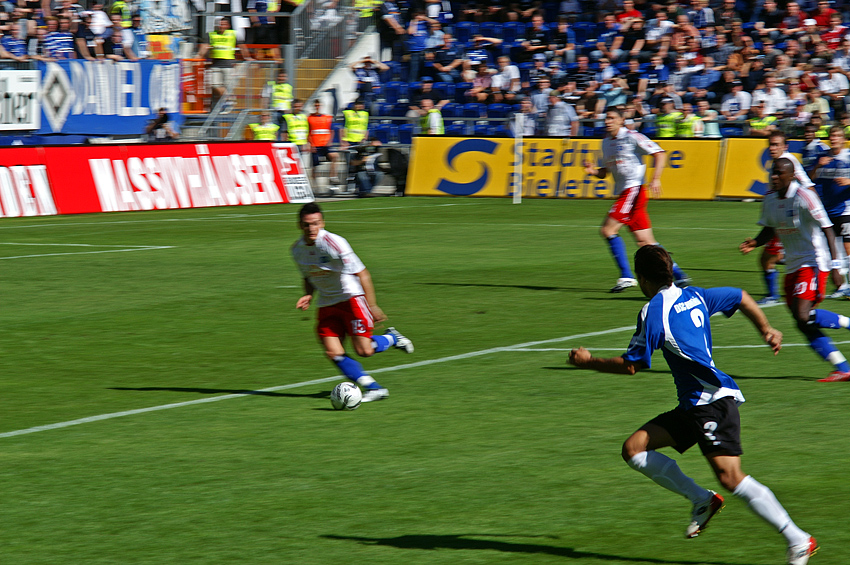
[[644, 396, 743, 457], [312, 145, 334, 167], [829, 215, 850, 241]]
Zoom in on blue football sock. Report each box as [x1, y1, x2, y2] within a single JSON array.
[[808, 334, 850, 372], [607, 235, 633, 278], [763, 269, 778, 298], [372, 333, 396, 353], [671, 261, 687, 281], [813, 309, 850, 329], [332, 354, 368, 381]]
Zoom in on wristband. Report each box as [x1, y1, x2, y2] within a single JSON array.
[[831, 259, 842, 270]]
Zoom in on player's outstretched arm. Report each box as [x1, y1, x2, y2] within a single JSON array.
[[568, 347, 645, 375], [648, 151, 666, 198], [355, 268, 388, 323], [739, 226, 775, 254], [737, 290, 782, 355]]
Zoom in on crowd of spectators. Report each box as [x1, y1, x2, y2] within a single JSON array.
[[358, 0, 850, 138], [0, 0, 149, 64]]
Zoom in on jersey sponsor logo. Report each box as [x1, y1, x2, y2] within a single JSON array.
[[673, 296, 702, 314]]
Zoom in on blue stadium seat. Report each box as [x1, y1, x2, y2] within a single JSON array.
[[494, 125, 511, 137], [640, 122, 657, 137], [455, 21, 478, 44], [487, 103, 511, 118], [463, 103, 485, 117], [382, 81, 402, 104], [474, 123, 491, 137], [441, 102, 460, 118], [503, 21, 524, 44], [374, 123, 397, 143], [380, 62, 395, 83], [371, 102, 386, 117], [721, 126, 744, 137], [332, 122, 343, 144], [390, 103, 410, 117], [398, 123, 414, 144], [432, 81, 455, 102], [446, 122, 466, 136], [397, 82, 412, 103], [454, 82, 472, 103], [480, 22, 502, 37]]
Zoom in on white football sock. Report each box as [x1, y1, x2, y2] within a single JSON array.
[[733, 475, 809, 546], [628, 451, 712, 504]]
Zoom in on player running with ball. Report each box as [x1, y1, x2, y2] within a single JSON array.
[[291, 203, 413, 402], [583, 108, 690, 293], [569, 245, 818, 565]]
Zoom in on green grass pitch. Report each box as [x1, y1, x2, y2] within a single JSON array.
[[1, 198, 848, 564]]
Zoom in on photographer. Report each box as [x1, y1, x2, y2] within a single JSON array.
[[145, 108, 179, 142]]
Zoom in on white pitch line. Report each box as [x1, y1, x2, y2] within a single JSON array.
[[0, 324, 634, 440], [0, 246, 174, 260], [511, 339, 850, 352]]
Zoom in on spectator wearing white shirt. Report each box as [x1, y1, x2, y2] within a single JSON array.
[[491, 55, 521, 103], [645, 10, 674, 51], [820, 63, 850, 114], [832, 37, 850, 72], [720, 80, 752, 121], [753, 74, 788, 116]]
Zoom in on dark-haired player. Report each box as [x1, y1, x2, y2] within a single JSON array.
[[741, 158, 850, 382], [290, 203, 413, 402], [583, 108, 690, 293], [569, 245, 817, 565]]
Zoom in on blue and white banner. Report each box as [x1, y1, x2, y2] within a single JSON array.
[[37, 60, 182, 135]]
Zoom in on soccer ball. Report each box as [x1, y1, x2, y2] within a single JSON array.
[[330, 382, 362, 410]]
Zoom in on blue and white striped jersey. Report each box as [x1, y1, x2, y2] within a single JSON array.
[[622, 285, 745, 410]]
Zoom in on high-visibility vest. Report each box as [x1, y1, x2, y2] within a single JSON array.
[[844, 125, 850, 138], [111, 0, 132, 27], [308, 113, 333, 146], [272, 82, 293, 111], [355, 0, 373, 18], [343, 109, 369, 142], [283, 113, 309, 145], [420, 108, 444, 134], [676, 114, 700, 137], [656, 111, 682, 137], [749, 115, 776, 132], [250, 122, 280, 140], [817, 124, 830, 138], [209, 30, 237, 60]]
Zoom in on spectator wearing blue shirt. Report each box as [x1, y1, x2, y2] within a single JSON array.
[[44, 16, 76, 59], [1, 21, 29, 62], [407, 10, 434, 82], [638, 53, 669, 97], [431, 32, 463, 83], [686, 55, 721, 102], [592, 13, 623, 62], [463, 33, 501, 78]]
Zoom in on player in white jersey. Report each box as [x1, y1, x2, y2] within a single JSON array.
[[741, 158, 850, 382], [291, 203, 414, 402], [753, 131, 819, 305], [583, 108, 690, 293], [569, 245, 817, 565]]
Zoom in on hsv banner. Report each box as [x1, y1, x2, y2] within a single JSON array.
[[0, 142, 313, 219]]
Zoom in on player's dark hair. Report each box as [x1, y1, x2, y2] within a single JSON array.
[[299, 202, 323, 223], [772, 157, 794, 176], [768, 130, 787, 143], [606, 107, 625, 117], [634, 245, 674, 286]]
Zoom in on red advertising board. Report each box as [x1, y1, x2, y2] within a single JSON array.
[[0, 142, 314, 218]]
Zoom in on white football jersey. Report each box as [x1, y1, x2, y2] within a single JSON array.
[[291, 229, 366, 307], [759, 181, 833, 273], [600, 127, 664, 195]]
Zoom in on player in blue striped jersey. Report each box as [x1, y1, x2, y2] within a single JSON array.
[[802, 123, 830, 179], [811, 125, 850, 297], [569, 245, 817, 565]]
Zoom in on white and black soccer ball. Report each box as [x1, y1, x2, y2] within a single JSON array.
[[330, 382, 362, 410]]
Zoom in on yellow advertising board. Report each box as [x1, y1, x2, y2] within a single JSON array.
[[407, 136, 721, 200], [715, 137, 773, 198]]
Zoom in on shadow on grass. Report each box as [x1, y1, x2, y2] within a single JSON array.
[[109, 386, 330, 399], [544, 366, 672, 375], [321, 533, 755, 564]]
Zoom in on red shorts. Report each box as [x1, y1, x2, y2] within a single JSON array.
[[784, 267, 828, 308], [317, 296, 374, 339], [608, 185, 651, 232], [765, 236, 784, 257]]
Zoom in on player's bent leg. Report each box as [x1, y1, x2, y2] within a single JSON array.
[[791, 298, 850, 380], [352, 334, 376, 357], [602, 217, 637, 291]]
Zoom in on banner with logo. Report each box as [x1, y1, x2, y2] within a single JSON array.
[[37, 60, 182, 135], [0, 70, 40, 131], [715, 137, 806, 198], [407, 137, 721, 200], [0, 142, 313, 219]]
